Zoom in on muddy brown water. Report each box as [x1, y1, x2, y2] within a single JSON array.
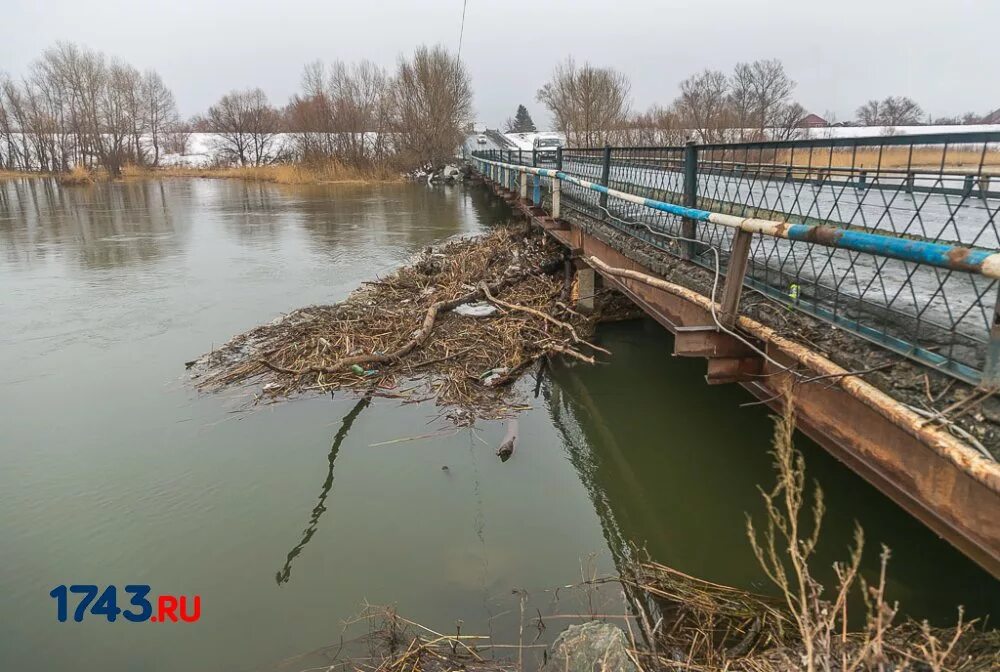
[[0, 178, 997, 671]]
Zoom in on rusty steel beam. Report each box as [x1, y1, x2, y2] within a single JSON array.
[[673, 326, 757, 359], [483, 178, 1000, 578], [705, 356, 764, 384]]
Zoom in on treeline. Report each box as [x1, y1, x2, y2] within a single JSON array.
[[0, 42, 179, 175], [534, 58, 999, 147], [282, 45, 472, 169], [0, 42, 472, 174], [536, 58, 807, 146]]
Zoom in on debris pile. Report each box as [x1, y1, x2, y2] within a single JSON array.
[[191, 225, 621, 419]]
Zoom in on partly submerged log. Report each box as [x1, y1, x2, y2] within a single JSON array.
[[497, 419, 518, 462]]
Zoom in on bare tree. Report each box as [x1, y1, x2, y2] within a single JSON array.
[[0, 42, 179, 174], [625, 104, 685, 146], [536, 58, 631, 146], [287, 59, 394, 167], [856, 96, 924, 126], [674, 69, 731, 143], [856, 100, 881, 126], [163, 119, 193, 156], [143, 71, 178, 165], [728, 59, 801, 141], [204, 88, 281, 166], [880, 96, 924, 125], [391, 45, 473, 168], [330, 60, 393, 165]]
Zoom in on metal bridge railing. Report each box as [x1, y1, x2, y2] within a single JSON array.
[[472, 131, 1000, 385]]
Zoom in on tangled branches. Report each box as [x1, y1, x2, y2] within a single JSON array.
[[190, 225, 616, 419]]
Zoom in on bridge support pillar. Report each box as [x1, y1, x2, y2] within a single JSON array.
[[576, 267, 595, 314]]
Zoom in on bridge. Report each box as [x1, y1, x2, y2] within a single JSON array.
[[470, 131, 1000, 578]]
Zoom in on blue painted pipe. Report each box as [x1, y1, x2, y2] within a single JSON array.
[[475, 158, 1000, 279]]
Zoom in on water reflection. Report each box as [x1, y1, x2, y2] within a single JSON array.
[[0, 178, 187, 269], [275, 396, 371, 585], [543, 321, 1000, 623], [0, 178, 478, 272]]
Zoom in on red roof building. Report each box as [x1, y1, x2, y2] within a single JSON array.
[[797, 113, 829, 128]]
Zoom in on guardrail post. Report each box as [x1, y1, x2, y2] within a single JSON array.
[[718, 229, 754, 328], [963, 175, 975, 198], [532, 149, 541, 206], [519, 169, 528, 201], [682, 140, 699, 259], [905, 170, 915, 194], [599, 145, 611, 216], [518, 149, 523, 166], [552, 147, 562, 219], [982, 290, 1000, 389]]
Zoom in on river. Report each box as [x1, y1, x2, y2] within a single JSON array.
[[1, 177, 996, 671]]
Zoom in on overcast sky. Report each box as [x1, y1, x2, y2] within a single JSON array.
[[2, 0, 997, 127]]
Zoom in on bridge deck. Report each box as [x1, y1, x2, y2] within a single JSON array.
[[472, 165, 1000, 579]]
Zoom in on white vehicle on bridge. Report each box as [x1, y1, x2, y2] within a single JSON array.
[[532, 135, 563, 162]]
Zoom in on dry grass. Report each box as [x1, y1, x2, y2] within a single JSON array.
[[1, 161, 400, 184], [123, 160, 402, 184], [777, 147, 1000, 171], [56, 165, 95, 186]]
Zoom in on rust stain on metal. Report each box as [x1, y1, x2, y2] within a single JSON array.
[[947, 246, 982, 273], [802, 225, 844, 246]]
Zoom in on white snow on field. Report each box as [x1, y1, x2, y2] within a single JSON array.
[[799, 124, 1000, 140], [158, 132, 299, 168], [498, 126, 1000, 150]]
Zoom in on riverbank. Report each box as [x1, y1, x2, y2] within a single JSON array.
[[124, 162, 403, 185], [0, 161, 403, 186]]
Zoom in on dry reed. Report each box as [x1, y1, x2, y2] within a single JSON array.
[[123, 160, 402, 184], [778, 147, 1000, 171], [55, 165, 95, 186]]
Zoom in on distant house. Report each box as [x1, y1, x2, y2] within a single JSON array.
[[797, 113, 829, 128], [983, 108, 1000, 125]]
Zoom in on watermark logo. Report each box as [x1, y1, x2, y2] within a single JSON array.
[[49, 585, 201, 623]]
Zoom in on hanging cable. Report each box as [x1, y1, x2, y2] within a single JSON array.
[[456, 0, 468, 65]]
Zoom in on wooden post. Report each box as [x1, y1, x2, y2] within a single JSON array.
[[552, 178, 561, 219], [718, 229, 754, 329], [552, 146, 563, 219], [981, 288, 1000, 389], [576, 267, 595, 314]]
